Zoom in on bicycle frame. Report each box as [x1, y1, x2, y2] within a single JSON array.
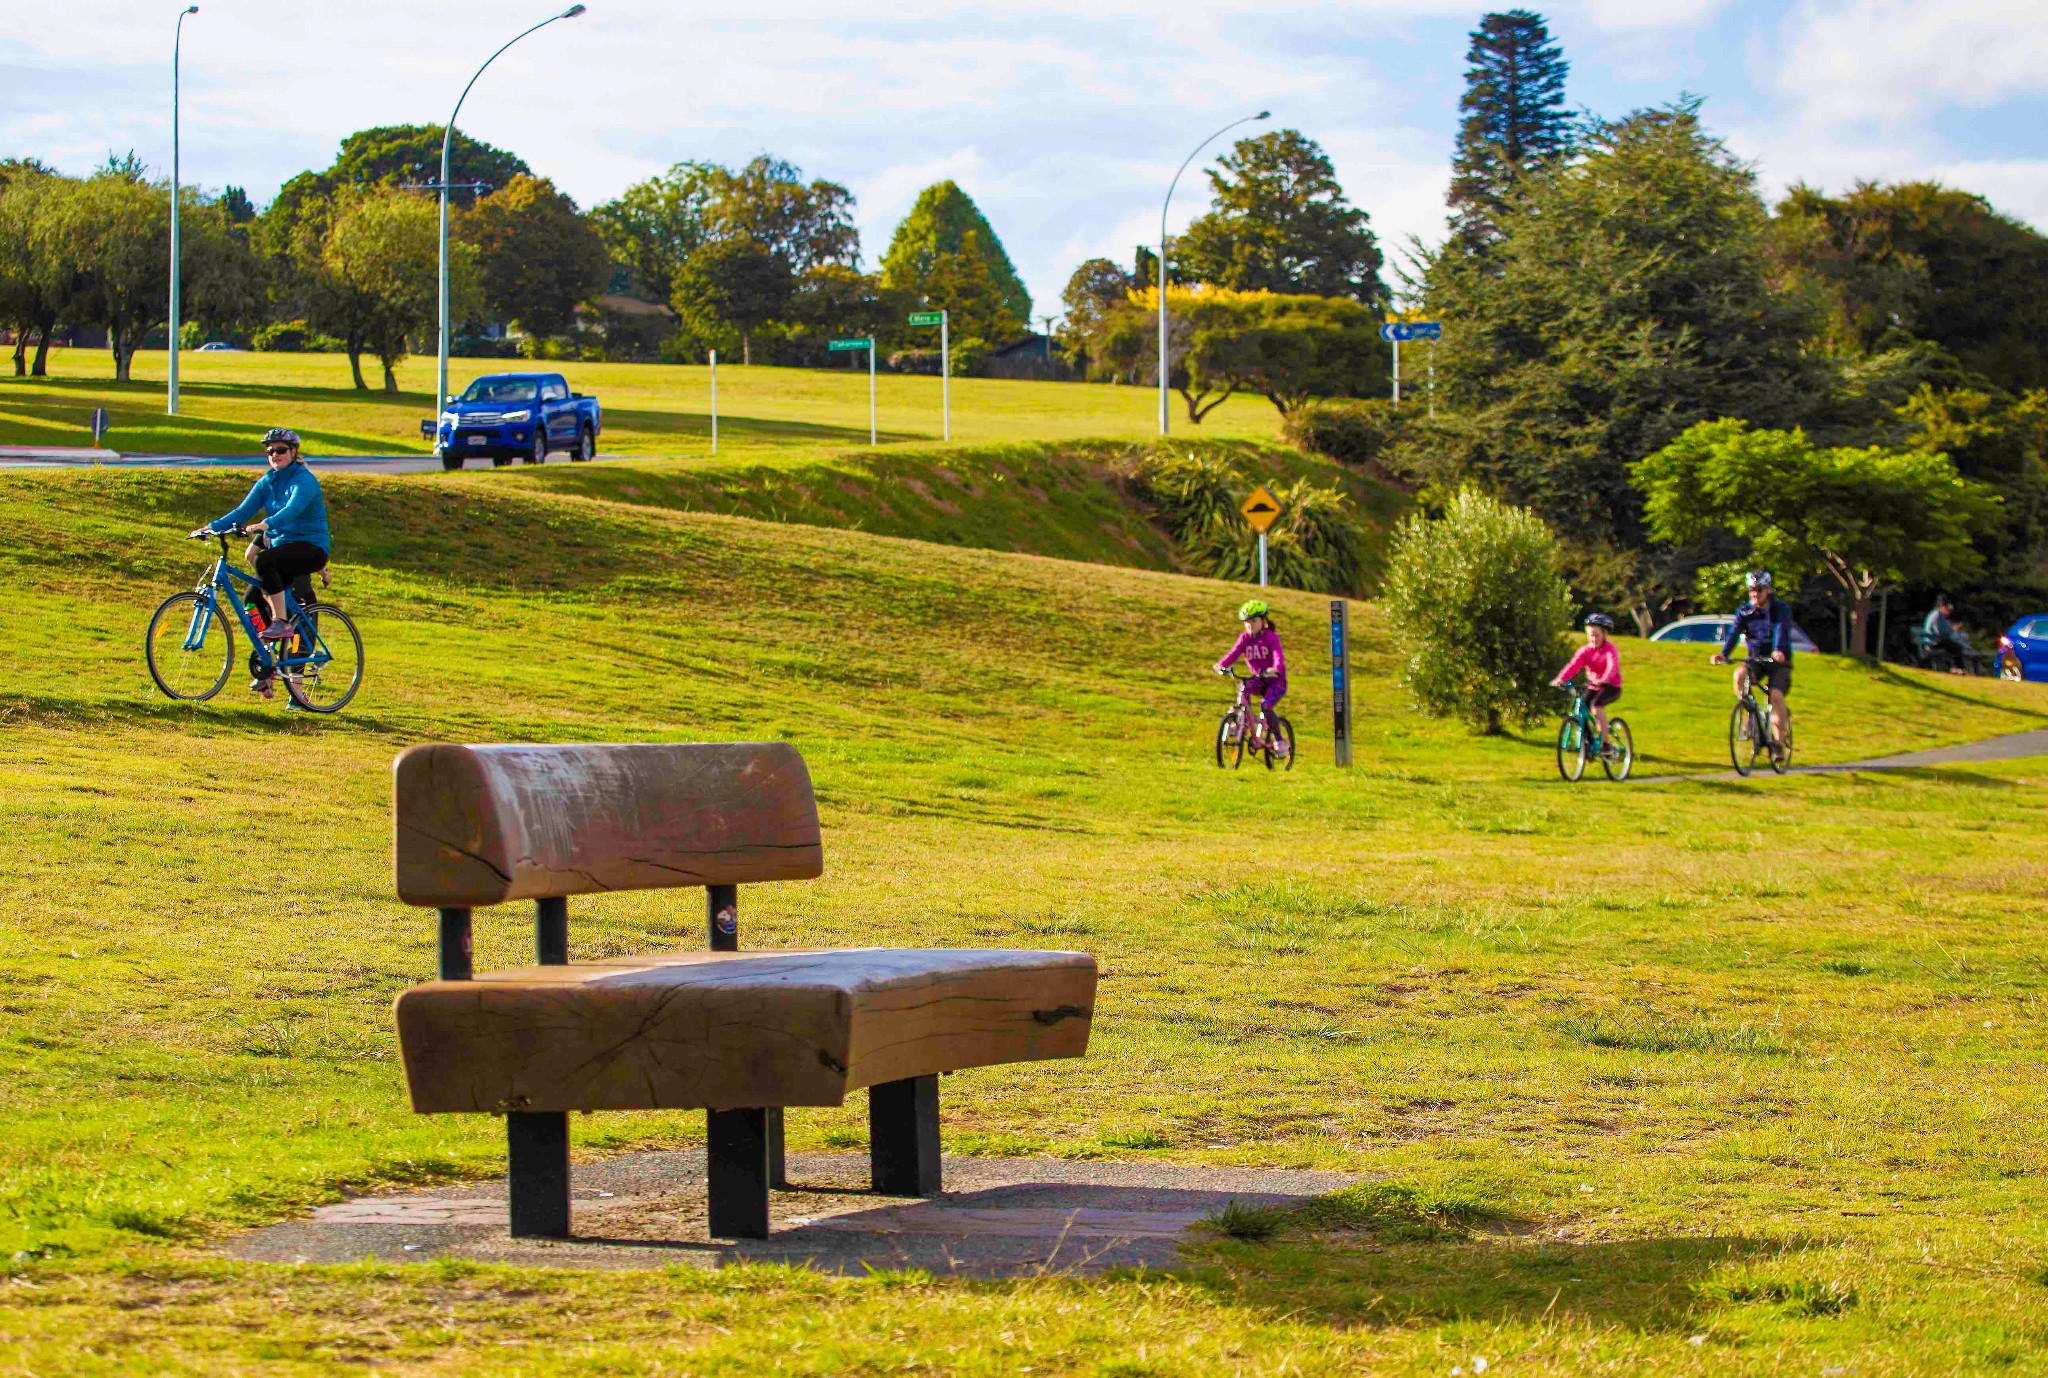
[[182, 543, 332, 677]]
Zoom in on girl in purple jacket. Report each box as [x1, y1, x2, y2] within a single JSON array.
[[1215, 599, 1289, 757]]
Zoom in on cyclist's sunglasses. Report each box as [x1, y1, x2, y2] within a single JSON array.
[[264, 445, 296, 456]]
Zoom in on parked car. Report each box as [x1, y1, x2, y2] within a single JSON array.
[[196, 341, 237, 352], [1998, 614, 2048, 682], [1650, 614, 1822, 655], [421, 372, 601, 470]]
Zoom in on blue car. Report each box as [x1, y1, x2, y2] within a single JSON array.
[[1999, 614, 2048, 682]]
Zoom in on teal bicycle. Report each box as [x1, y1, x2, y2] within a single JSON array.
[[1556, 683, 1633, 782], [1729, 670, 1793, 777], [145, 528, 363, 713]]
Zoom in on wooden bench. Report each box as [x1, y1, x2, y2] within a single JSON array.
[[389, 742, 1096, 1240]]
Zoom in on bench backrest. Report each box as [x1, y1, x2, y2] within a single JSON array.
[[393, 742, 822, 907]]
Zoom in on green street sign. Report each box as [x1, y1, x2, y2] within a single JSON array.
[[827, 338, 870, 351], [907, 311, 943, 326]]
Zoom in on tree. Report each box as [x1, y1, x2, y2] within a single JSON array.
[[0, 168, 75, 376], [461, 174, 609, 341], [1175, 131, 1387, 307], [1417, 102, 1823, 555], [1768, 182, 2048, 394], [329, 125, 529, 203], [57, 175, 257, 382], [672, 237, 791, 365], [879, 181, 1030, 329], [1447, 10, 1572, 253], [1383, 487, 1573, 734], [1633, 419, 2000, 655], [219, 186, 256, 225], [317, 190, 468, 392], [1897, 386, 2048, 627], [590, 162, 714, 302], [1058, 257, 1131, 365], [1095, 288, 1387, 421], [703, 157, 857, 273], [1188, 294, 1386, 416]]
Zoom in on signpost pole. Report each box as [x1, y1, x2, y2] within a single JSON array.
[[1258, 533, 1268, 587], [1392, 337, 1401, 408], [1428, 341, 1436, 418], [868, 338, 876, 446], [940, 311, 950, 442], [1330, 599, 1351, 767], [709, 348, 718, 456]]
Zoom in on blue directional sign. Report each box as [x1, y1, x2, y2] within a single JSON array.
[[1379, 321, 1443, 343]]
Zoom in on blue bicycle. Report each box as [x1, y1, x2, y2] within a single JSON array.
[[145, 528, 363, 713]]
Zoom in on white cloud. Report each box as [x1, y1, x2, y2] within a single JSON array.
[[1775, 0, 2048, 124]]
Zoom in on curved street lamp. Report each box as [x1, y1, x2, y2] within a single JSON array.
[[167, 4, 199, 417], [435, 4, 587, 412], [1157, 110, 1267, 436]]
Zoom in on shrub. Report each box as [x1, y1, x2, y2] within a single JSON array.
[[1126, 449, 1367, 594], [1282, 399, 1409, 479], [251, 320, 343, 353], [1383, 486, 1572, 733]]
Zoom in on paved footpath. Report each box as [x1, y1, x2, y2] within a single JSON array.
[[1655, 725, 2048, 784], [226, 1149, 1355, 1277]]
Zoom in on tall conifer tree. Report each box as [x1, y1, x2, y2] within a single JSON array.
[[1447, 10, 1571, 253]]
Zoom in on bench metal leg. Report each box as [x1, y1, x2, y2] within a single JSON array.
[[707, 1108, 771, 1239], [870, 1075, 941, 1197], [507, 1110, 571, 1238]]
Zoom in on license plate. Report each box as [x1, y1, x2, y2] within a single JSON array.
[[467, 436, 486, 445]]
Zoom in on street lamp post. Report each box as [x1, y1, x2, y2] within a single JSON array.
[[1157, 110, 1267, 436], [435, 5, 587, 413], [167, 4, 198, 417]]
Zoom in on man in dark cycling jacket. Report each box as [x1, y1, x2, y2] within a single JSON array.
[[1712, 570, 1792, 752]]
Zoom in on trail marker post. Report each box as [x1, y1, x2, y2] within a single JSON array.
[[1240, 484, 1282, 587], [909, 310, 948, 441], [828, 337, 876, 445], [709, 349, 718, 455], [90, 407, 109, 447], [1330, 599, 1352, 767]]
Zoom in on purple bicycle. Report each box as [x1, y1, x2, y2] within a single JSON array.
[[1215, 665, 1294, 771]]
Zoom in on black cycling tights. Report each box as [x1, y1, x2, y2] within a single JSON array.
[[255, 541, 328, 596]]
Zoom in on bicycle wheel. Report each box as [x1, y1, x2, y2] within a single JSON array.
[[1729, 702, 1758, 777], [1271, 716, 1294, 772], [1601, 718, 1634, 781], [1556, 716, 1587, 781], [146, 592, 232, 701], [1215, 710, 1245, 769], [281, 604, 363, 714], [1770, 713, 1794, 775]]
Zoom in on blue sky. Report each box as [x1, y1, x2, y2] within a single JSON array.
[[6, 0, 2044, 320]]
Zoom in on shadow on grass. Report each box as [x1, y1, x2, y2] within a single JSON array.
[[1186, 1230, 1805, 1334], [1859, 660, 2048, 722], [0, 690, 410, 737]]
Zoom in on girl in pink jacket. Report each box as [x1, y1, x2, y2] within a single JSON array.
[[1552, 612, 1623, 743], [1215, 599, 1289, 757]]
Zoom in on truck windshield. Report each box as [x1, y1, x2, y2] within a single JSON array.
[[459, 378, 537, 404]]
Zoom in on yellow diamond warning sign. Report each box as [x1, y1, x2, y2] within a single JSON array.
[[1240, 484, 1283, 534]]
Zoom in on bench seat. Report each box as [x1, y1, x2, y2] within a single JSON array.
[[396, 947, 1096, 1115]]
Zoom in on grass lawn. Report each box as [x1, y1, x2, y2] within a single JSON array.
[[0, 348, 1285, 460], [3, 468, 2048, 1374]]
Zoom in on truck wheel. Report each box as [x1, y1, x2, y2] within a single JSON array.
[[439, 449, 464, 472], [526, 430, 546, 465], [573, 425, 594, 462]]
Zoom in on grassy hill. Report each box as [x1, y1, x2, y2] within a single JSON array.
[[0, 348, 1285, 459], [4, 467, 2048, 1373]]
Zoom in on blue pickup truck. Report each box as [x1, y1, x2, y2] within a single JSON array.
[[422, 372, 602, 470]]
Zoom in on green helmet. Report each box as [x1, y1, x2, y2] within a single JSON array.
[[1237, 599, 1268, 621]]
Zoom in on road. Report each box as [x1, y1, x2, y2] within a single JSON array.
[[0, 446, 613, 474]]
